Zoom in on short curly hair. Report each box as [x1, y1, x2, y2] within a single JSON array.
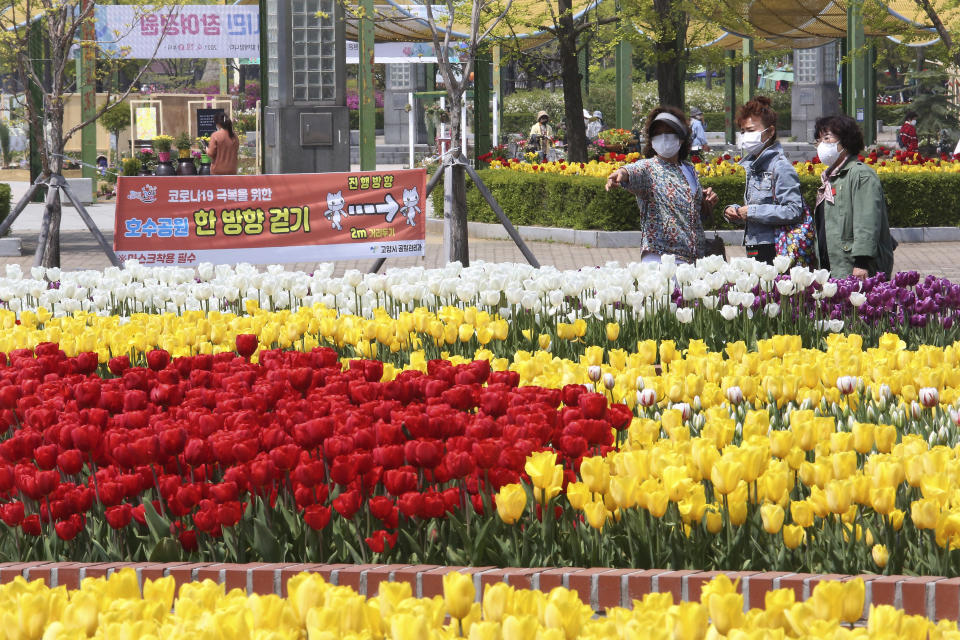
[[735, 96, 778, 136], [642, 106, 691, 162], [813, 114, 865, 156]]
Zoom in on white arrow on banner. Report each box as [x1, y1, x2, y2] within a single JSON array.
[[348, 194, 400, 222]]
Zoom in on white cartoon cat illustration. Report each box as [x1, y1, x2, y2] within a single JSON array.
[[400, 187, 421, 226], [324, 191, 345, 230]]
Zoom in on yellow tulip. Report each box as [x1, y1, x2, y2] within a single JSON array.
[[390, 612, 427, 640], [495, 484, 527, 525], [378, 581, 413, 618], [782, 524, 806, 549], [808, 580, 843, 621], [841, 578, 865, 624], [872, 544, 889, 569], [760, 503, 785, 534], [710, 458, 742, 495], [443, 571, 476, 620], [565, 482, 590, 510], [579, 456, 610, 494], [605, 323, 620, 341], [502, 615, 539, 640], [543, 588, 590, 640], [482, 583, 514, 623], [583, 500, 607, 530], [708, 591, 744, 635]]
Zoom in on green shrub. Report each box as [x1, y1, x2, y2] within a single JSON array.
[[877, 104, 905, 126], [348, 108, 384, 131], [0, 183, 10, 233], [436, 169, 960, 231]]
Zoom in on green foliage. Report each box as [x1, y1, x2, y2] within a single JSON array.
[[348, 108, 384, 131], [903, 69, 959, 149], [175, 132, 192, 151], [98, 100, 131, 136], [121, 158, 141, 176], [0, 122, 9, 167], [438, 169, 960, 231], [877, 104, 905, 126], [0, 183, 10, 234]]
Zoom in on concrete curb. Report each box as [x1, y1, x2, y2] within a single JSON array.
[[426, 218, 960, 248], [1, 562, 955, 621], [0, 237, 20, 257]]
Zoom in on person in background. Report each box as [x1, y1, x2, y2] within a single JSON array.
[[528, 111, 554, 160], [587, 110, 604, 139], [207, 112, 239, 175], [604, 106, 719, 264], [899, 110, 919, 153], [813, 114, 896, 279], [723, 96, 803, 264], [689, 107, 709, 155]]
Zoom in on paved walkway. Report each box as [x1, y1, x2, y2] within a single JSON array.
[[3, 182, 959, 279]]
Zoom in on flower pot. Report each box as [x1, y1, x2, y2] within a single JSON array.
[[154, 160, 176, 176], [177, 158, 197, 175], [138, 167, 153, 176], [198, 158, 211, 176], [156, 151, 171, 162], [178, 150, 192, 159]]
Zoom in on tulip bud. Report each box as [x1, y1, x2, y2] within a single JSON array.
[[871, 544, 889, 569], [603, 373, 616, 391], [879, 384, 892, 401], [635, 376, 645, 391], [912, 401, 923, 420], [583, 383, 595, 393], [950, 408, 960, 427], [866, 406, 877, 422], [928, 431, 938, 446], [587, 366, 602, 383], [836, 376, 857, 395], [637, 388, 657, 407], [692, 396, 702, 412], [726, 386, 744, 405], [675, 403, 692, 421], [919, 387, 940, 409], [692, 414, 705, 430], [939, 425, 949, 443]]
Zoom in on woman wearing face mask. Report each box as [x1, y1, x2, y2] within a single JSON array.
[[813, 114, 896, 279], [605, 106, 719, 264], [723, 97, 803, 264]]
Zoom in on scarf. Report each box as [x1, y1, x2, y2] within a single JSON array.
[[817, 154, 848, 207]]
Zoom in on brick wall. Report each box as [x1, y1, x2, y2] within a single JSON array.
[[3, 562, 958, 621]]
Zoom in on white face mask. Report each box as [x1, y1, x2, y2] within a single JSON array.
[[817, 141, 841, 167], [651, 133, 681, 159], [738, 127, 770, 155]]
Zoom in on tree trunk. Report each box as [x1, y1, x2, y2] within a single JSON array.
[[705, 65, 712, 90], [239, 65, 247, 98], [444, 91, 469, 265], [41, 95, 65, 268], [653, 0, 687, 109], [557, 0, 587, 162]]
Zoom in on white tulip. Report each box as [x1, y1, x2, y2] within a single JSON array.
[[772, 255, 792, 273], [603, 373, 616, 391], [821, 282, 838, 298], [849, 292, 867, 308], [720, 305, 738, 321], [764, 302, 780, 318], [919, 387, 940, 408], [836, 376, 858, 395], [775, 280, 794, 296], [637, 388, 658, 407], [726, 386, 744, 404], [676, 307, 694, 324], [587, 365, 602, 382]]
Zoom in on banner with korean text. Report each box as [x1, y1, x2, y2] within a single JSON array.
[[95, 5, 259, 59], [114, 170, 427, 267]]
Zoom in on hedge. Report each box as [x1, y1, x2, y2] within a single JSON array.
[[431, 169, 960, 231], [0, 183, 9, 233], [348, 108, 384, 131]]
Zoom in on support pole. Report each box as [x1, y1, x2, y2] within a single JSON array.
[[358, 0, 376, 170], [864, 40, 877, 146], [474, 50, 492, 165], [614, 41, 632, 129], [461, 102, 467, 155], [724, 50, 736, 145], [464, 163, 539, 268], [78, 0, 97, 200], [579, 42, 590, 99], [408, 92, 415, 169], [741, 38, 756, 105], [846, 1, 866, 125], [34, 185, 58, 268], [57, 177, 122, 267]]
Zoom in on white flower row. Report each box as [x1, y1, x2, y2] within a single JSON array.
[[0, 254, 835, 321]]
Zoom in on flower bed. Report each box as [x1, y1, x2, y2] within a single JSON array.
[[0, 565, 951, 638]]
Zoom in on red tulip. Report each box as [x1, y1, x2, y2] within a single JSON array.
[[55, 515, 82, 540], [1, 502, 25, 526], [235, 334, 259, 359], [105, 504, 133, 529], [56, 450, 84, 475], [304, 504, 331, 530], [21, 514, 41, 536], [108, 356, 130, 376], [332, 489, 361, 519], [146, 349, 171, 371], [397, 491, 423, 518], [364, 529, 397, 553], [178, 528, 199, 551]]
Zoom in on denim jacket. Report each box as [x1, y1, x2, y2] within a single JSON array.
[[726, 142, 804, 245]]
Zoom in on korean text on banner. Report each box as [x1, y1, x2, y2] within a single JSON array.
[[113, 170, 428, 267], [95, 5, 259, 59]]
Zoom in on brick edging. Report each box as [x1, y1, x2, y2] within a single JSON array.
[[2, 562, 956, 620]]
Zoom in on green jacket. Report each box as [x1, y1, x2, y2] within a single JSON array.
[[816, 159, 896, 278]]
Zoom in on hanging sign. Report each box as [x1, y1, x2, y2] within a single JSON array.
[[95, 5, 259, 59]]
